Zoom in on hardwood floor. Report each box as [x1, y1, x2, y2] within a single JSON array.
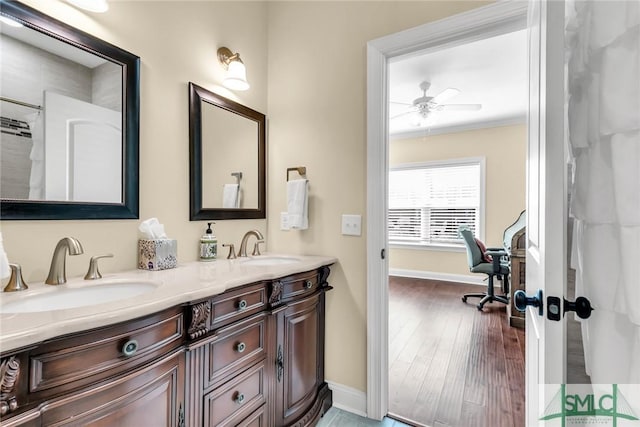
[[388, 276, 525, 427]]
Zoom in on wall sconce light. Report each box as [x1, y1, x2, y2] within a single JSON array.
[[217, 47, 250, 91]]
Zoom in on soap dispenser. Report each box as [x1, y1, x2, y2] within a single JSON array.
[[200, 222, 217, 261]]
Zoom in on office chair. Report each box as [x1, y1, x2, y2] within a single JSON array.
[[459, 226, 510, 311]]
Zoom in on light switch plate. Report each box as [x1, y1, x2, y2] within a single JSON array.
[[341, 214, 362, 236]]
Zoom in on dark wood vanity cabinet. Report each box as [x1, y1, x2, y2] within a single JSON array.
[[272, 270, 332, 427], [185, 266, 333, 427], [39, 349, 185, 426], [0, 265, 333, 427], [0, 307, 186, 426], [274, 292, 330, 426]]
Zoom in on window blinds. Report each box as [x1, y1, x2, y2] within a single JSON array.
[[389, 162, 481, 245]]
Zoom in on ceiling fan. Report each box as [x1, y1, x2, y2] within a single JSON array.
[[391, 81, 482, 126]]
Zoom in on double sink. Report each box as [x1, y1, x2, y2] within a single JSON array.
[[0, 255, 302, 314]]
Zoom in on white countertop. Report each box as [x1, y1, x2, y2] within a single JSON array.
[[0, 254, 337, 353]]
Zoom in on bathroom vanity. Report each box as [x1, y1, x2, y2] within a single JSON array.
[[0, 256, 335, 426]]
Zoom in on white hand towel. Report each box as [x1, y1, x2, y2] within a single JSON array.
[[0, 232, 11, 279], [287, 179, 308, 230], [223, 184, 240, 208]]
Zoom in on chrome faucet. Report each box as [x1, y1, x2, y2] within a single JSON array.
[[84, 254, 114, 280], [238, 230, 264, 257], [3, 264, 29, 292], [45, 237, 84, 285]]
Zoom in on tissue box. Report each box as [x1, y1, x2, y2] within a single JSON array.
[[138, 239, 177, 270]]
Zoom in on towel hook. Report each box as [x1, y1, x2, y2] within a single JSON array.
[[286, 166, 306, 181], [231, 172, 243, 185]]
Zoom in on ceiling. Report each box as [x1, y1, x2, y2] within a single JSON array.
[[0, 21, 106, 68], [388, 29, 528, 137]]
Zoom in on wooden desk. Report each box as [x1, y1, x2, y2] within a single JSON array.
[[508, 227, 526, 328]]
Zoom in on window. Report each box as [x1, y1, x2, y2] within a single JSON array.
[[388, 159, 483, 248]]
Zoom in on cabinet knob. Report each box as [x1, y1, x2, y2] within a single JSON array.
[[236, 342, 246, 353], [122, 339, 138, 357], [238, 299, 247, 310], [304, 280, 313, 289], [235, 392, 245, 405]]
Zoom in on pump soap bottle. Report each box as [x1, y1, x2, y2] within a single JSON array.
[[200, 222, 217, 261]]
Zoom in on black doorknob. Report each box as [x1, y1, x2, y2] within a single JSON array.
[[564, 296, 593, 319], [514, 289, 544, 316]]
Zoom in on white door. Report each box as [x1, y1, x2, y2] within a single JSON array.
[[44, 91, 121, 202], [525, 0, 567, 424]]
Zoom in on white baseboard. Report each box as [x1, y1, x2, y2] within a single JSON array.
[[389, 268, 485, 286], [326, 381, 367, 418]]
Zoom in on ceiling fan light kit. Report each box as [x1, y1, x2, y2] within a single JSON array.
[[391, 80, 482, 128]]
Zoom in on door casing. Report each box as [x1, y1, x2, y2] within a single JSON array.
[[366, 2, 529, 420]]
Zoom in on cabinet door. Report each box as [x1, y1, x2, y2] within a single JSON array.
[[40, 350, 185, 427], [276, 293, 324, 426]]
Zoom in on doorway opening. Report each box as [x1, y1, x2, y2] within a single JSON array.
[[386, 28, 528, 426], [365, 1, 530, 422]]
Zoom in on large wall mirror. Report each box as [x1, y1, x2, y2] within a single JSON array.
[[0, 0, 140, 219], [189, 82, 266, 220]]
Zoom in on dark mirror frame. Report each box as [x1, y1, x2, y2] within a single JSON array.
[[189, 82, 266, 220], [0, 0, 140, 220]]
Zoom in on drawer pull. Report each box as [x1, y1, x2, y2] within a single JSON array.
[[304, 280, 313, 289], [236, 342, 246, 353], [276, 345, 284, 382], [235, 392, 245, 405], [238, 299, 247, 310], [122, 339, 138, 357]]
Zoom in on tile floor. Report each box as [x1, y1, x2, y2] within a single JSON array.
[[317, 407, 415, 427]]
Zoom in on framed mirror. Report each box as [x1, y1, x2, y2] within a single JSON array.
[[0, 0, 140, 219], [189, 82, 266, 220]]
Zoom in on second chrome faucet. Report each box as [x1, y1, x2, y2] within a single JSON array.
[[238, 230, 264, 257], [45, 237, 84, 285]]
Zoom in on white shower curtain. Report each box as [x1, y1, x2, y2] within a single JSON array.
[[566, 0, 640, 384]]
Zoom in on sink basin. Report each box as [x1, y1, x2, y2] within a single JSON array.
[[0, 281, 159, 314], [239, 256, 301, 266]]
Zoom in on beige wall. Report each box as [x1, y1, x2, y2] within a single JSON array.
[[1, 0, 268, 282], [389, 125, 527, 277], [0, 1, 496, 395], [265, 1, 493, 393]]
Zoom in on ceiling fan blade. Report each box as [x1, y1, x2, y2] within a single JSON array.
[[431, 87, 460, 104], [390, 101, 412, 106], [390, 111, 414, 120], [439, 103, 482, 111]]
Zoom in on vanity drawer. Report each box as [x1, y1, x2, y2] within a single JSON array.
[[29, 307, 184, 396], [210, 282, 267, 329], [205, 313, 267, 388], [238, 404, 266, 427], [204, 361, 266, 427], [278, 270, 319, 302]]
